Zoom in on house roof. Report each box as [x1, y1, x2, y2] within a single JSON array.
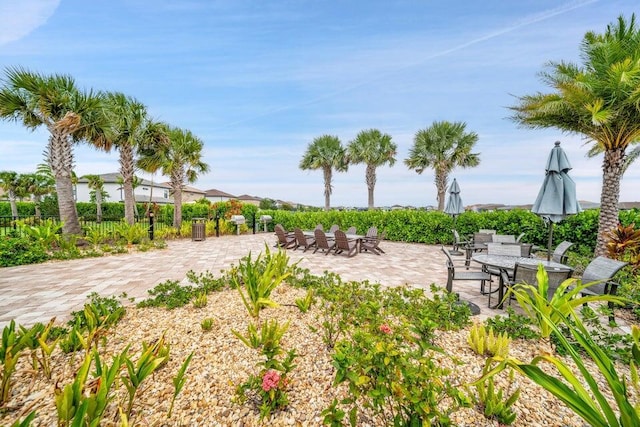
[[205, 188, 236, 198], [159, 182, 206, 194], [77, 173, 171, 189], [236, 194, 262, 201]]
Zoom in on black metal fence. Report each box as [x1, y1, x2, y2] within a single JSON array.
[[0, 215, 172, 238]]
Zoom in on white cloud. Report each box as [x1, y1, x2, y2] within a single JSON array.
[[0, 0, 60, 46]]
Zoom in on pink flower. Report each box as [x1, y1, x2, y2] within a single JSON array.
[[379, 324, 392, 334], [262, 370, 281, 392]]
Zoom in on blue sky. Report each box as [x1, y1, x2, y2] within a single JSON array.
[[1, 0, 638, 208]]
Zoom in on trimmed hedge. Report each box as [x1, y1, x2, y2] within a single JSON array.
[[259, 208, 640, 255]]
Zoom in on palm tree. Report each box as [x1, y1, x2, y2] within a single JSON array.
[[0, 67, 109, 235], [84, 174, 105, 223], [347, 129, 397, 209], [404, 121, 480, 210], [511, 14, 640, 256], [158, 126, 210, 230], [0, 171, 20, 218], [104, 92, 167, 225], [299, 135, 348, 210], [19, 172, 54, 219]]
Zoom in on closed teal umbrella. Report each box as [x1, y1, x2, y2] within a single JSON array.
[[531, 141, 582, 260], [444, 178, 464, 216]]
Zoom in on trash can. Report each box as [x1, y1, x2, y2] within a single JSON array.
[[192, 218, 206, 241]]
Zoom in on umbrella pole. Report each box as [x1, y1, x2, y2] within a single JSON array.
[[547, 222, 554, 262]]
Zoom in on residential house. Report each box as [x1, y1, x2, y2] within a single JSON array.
[[236, 194, 262, 206], [204, 188, 236, 203], [76, 173, 172, 204], [172, 184, 206, 203]]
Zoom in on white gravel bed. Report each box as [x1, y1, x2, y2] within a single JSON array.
[[0, 283, 634, 426]]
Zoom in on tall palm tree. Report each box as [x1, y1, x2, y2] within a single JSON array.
[[0, 67, 108, 235], [84, 174, 105, 223], [511, 14, 640, 256], [404, 121, 480, 210], [347, 129, 397, 209], [299, 135, 348, 211], [0, 171, 20, 218], [158, 126, 210, 230], [104, 92, 167, 225]]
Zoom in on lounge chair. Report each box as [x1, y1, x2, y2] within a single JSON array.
[[274, 224, 296, 249], [360, 231, 386, 255], [498, 263, 573, 308], [313, 229, 336, 255], [345, 226, 357, 235], [333, 230, 358, 257], [552, 241, 574, 264], [329, 224, 340, 233], [293, 228, 316, 252]]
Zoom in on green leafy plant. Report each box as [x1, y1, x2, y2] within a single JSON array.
[[468, 323, 511, 358], [20, 319, 59, 379], [168, 352, 194, 418], [294, 289, 315, 313], [479, 283, 640, 426], [138, 279, 194, 309], [506, 264, 626, 339], [83, 226, 107, 250], [485, 307, 540, 340], [114, 221, 146, 246], [328, 323, 470, 425], [1, 320, 36, 406], [473, 363, 520, 425], [55, 352, 91, 426], [9, 411, 36, 426], [121, 334, 170, 417], [19, 218, 62, 250], [200, 317, 215, 331], [0, 235, 49, 267], [234, 245, 293, 318], [192, 291, 208, 308]]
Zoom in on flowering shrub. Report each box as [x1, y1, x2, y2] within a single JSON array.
[[378, 324, 392, 334], [261, 370, 280, 392]]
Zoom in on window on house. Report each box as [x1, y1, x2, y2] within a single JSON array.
[[164, 190, 169, 199]]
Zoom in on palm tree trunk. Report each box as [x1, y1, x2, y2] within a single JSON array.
[[96, 191, 103, 223], [46, 133, 82, 235], [435, 170, 447, 211], [595, 148, 624, 256], [173, 186, 183, 230], [34, 195, 42, 220], [120, 146, 136, 225], [366, 164, 376, 209], [8, 190, 18, 218], [323, 166, 332, 211]]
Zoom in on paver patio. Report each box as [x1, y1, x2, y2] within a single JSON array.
[[0, 233, 548, 328]]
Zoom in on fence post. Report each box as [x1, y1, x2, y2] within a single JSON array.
[[148, 213, 155, 241]]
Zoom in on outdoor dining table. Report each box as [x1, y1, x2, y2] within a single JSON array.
[[471, 253, 572, 309]]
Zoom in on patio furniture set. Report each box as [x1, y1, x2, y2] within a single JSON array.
[[274, 224, 385, 257], [444, 230, 628, 320]]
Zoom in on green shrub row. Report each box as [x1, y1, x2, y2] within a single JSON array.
[[260, 208, 640, 254]]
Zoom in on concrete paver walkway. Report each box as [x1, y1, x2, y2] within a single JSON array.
[[0, 234, 509, 328]]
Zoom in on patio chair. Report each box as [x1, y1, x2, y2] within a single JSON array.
[[293, 228, 316, 252], [365, 226, 378, 239], [483, 243, 523, 293], [579, 256, 628, 323], [498, 263, 574, 308], [441, 246, 491, 294], [329, 224, 340, 233], [492, 234, 516, 243], [360, 231, 386, 255], [465, 232, 494, 265], [333, 230, 358, 257], [315, 224, 324, 231], [274, 224, 296, 249], [479, 229, 496, 235], [552, 241, 574, 264], [313, 229, 336, 255], [516, 232, 526, 243], [451, 229, 469, 254], [346, 226, 357, 235]]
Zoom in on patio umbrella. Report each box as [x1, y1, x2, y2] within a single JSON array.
[[444, 178, 464, 217], [445, 178, 465, 255], [531, 141, 582, 261]]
